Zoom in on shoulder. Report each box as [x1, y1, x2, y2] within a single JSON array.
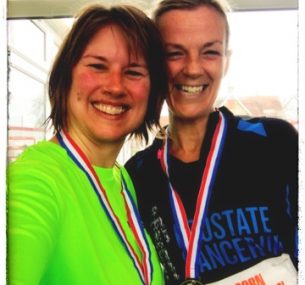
[[125, 137, 163, 172], [238, 117, 298, 147], [221, 107, 297, 140], [10, 141, 67, 166], [7, 141, 71, 186], [262, 117, 297, 139], [7, 142, 65, 220], [246, 116, 297, 135]]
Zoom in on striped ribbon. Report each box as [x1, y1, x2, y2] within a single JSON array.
[[57, 130, 152, 285], [159, 111, 227, 279]]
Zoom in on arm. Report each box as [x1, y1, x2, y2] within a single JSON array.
[[268, 119, 298, 266], [7, 161, 60, 285]]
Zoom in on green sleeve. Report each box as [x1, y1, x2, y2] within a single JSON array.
[[7, 160, 61, 285]]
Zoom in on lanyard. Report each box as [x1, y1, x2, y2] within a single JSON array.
[[159, 111, 227, 279], [57, 130, 152, 285]]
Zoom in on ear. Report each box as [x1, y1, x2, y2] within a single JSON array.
[[223, 49, 232, 76]]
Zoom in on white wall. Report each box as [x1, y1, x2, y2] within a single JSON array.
[[1, 0, 7, 282]]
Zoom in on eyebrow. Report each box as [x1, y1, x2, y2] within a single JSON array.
[[165, 40, 224, 50], [202, 41, 224, 48], [128, 62, 148, 69], [82, 55, 107, 61], [82, 55, 147, 68]]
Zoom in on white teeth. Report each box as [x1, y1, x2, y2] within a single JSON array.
[[94, 103, 125, 115], [180, 85, 204, 94]]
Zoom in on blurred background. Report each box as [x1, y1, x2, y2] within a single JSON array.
[[6, 0, 299, 163]]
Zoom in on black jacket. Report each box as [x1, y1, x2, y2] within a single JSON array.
[[125, 107, 298, 284]]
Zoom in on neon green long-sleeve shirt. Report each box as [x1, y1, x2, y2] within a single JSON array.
[[7, 141, 164, 285]]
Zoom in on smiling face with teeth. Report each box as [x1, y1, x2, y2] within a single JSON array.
[[157, 5, 230, 122], [66, 24, 150, 148]]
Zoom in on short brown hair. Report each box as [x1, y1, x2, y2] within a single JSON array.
[[153, 0, 231, 49], [47, 4, 168, 143]]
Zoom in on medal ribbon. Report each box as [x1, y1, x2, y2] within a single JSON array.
[[57, 130, 152, 285], [159, 111, 227, 279]]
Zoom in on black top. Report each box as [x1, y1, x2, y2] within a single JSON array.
[[125, 107, 298, 284]]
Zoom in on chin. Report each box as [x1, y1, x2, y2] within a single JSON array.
[[94, 132, 125, 143]]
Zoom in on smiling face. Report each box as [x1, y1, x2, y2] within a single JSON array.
[[157, 5, 229, 121], [66, 24, 150, 146]]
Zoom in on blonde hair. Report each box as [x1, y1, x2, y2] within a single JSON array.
[[153, 0, 231, 49]]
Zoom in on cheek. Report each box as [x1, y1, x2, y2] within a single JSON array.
[[132, 80, 151, 106], [73, 70, 99, 92], [68, 72, 96, 106], [209, 60, 226, 79], [166, 61, 180, 80]]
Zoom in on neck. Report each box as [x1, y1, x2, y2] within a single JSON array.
[[168, 115, 210, 163], [51, 131, 124, 168]]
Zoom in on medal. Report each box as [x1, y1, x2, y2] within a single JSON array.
[[57, 130, 152, 285], [180, 279, 204, 285], [160, 110, 227, 280]]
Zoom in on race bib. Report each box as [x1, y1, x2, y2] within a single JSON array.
[[208, 254, 297, 285]]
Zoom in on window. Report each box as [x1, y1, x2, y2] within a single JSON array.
[[218, 10, 298, 128], [7, 20, 58, 162], [8, 20, 46, 63], [8, 67, 46, 128]]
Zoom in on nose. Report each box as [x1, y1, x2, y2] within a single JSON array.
[[183, 55, 203, 78], [102, 70, 124, 96]]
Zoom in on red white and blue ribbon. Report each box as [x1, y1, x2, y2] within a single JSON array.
[[56, 130, 152, 285], [159, 110, 227, 279]]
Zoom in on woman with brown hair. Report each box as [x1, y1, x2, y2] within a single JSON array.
[[7, 4, 168, 285]]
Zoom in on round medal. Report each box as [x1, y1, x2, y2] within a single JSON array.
[[180, 279, 204, 285]]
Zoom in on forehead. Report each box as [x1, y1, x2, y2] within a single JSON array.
[[157, 6, 226, 44], [87, 24, 127, 49], [85, 24, 144, 61]]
